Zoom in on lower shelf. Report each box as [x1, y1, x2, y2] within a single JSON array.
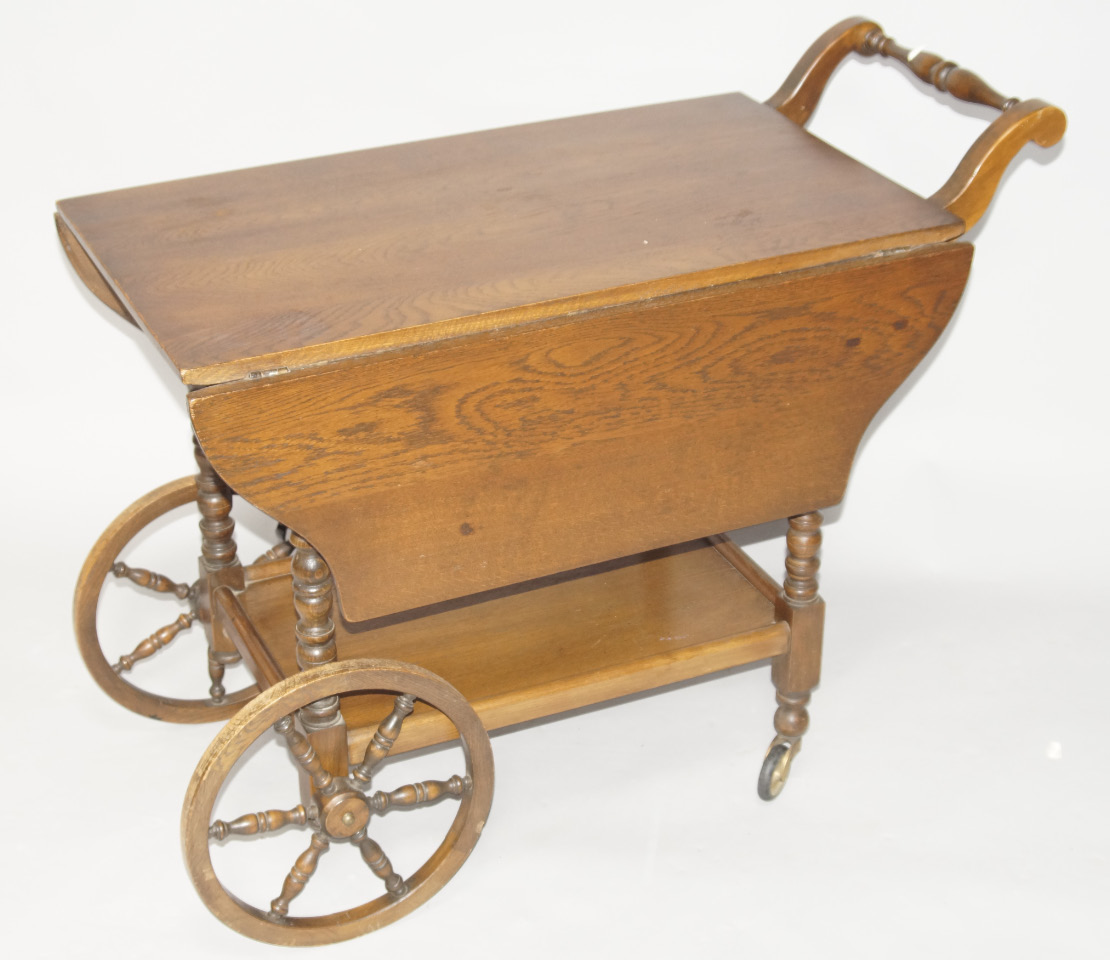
[[239, 538, 788, 761]]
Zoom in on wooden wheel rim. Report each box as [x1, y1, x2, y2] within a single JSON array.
[[73, 476, 259, 722], [182, 658, 495, 946]]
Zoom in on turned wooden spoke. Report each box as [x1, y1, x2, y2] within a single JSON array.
[[273, 715, 338, 797], [349, 695, 414, 785], [368, 775, 471, 814], [254, 540, 294, 563], [269, 833, 329, 919], [210, 804, 307, 840], [208, 651, 224, 702], [358, 836, 408, 899], [112, 612, 197, 673], [208, 649, 240, 703], [110, 561, 192, 600], [254, 525, 293, 563]]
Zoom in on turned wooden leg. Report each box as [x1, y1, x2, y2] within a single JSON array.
[[193, 437, 244, 701], [760, 511, 824, 801], [194, 437, 240, 572], [290, 533, 348, 786], [773, 510, 823, 739]]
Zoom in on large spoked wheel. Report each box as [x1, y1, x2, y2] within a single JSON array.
[[73, 477, 259, 722], [182, 659, 494, 946]]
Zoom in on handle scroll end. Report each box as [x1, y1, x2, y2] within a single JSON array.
[[930, 99, 1067, 230], [1029, 102, 1067, 149], [765, 16, 881, 125]]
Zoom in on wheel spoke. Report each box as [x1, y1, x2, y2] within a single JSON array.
[[207, 649, 241, 702], [209, 804, 307, 840], [358, 835, 408, 899], [273, 715, 338, 797], [254, 524, 292, 563], [367, 775, 471, 814], [254, 540, 293, 563], [349, 694, 414, 785], [268, 833, 329, 919], [111, 561, 192, 599], [112, 612, 197, 673]]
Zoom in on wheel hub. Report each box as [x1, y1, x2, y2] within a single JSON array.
[[319, 788, 371, 840]]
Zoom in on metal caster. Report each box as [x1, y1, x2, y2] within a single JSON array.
[[757, 738, 798, 801]]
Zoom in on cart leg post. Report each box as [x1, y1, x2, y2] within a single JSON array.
[[193, 437, 244, 701], [760, 511, 824, 800], [290, 533, 349, 793]]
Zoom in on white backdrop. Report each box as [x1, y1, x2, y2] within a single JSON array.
[[4, 2, 1107, 958]]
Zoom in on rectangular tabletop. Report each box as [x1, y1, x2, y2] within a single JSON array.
[[57, 92, 963, 385]]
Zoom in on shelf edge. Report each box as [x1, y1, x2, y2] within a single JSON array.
[[346, 620, 790, 762]]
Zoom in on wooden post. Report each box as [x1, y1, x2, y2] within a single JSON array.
[[770, 511, 825, 744], [290, 533, 348, 783], [194, 437, 239, 572], [193, 436, 244, 701]]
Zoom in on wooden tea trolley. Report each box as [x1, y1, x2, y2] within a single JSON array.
[[59, 18, 1064, 945]]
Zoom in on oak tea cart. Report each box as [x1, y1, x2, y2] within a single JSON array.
[[58, 17, 1065, 946]]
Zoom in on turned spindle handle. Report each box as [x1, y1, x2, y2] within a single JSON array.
[[766, 17, 1066, 229], [860, 28, 1018, 113]]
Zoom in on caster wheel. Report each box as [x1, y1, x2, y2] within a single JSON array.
[[182, 658, 494, 946], [73, 477, 259, 722], [757, 738, 797, 801]]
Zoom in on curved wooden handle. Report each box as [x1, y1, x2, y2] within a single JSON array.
[[861, 28, 1019, 112], [766, 17, 880, 125], [929, 98, 1065, 229], [767, 18, 1066, 229]]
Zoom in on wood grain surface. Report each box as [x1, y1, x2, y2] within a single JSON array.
[[236, 539, 785, 759], [56, 93, 963, 385], [192, 243, 972, 621]]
